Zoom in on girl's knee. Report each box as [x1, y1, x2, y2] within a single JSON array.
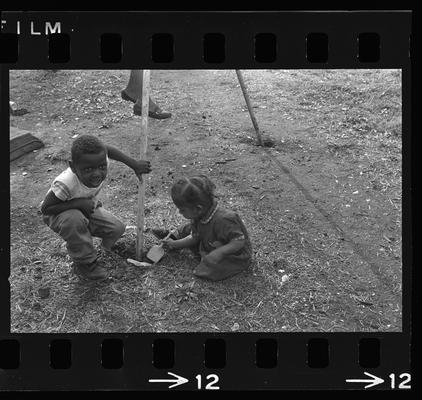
[[193, 263, 221, 281]]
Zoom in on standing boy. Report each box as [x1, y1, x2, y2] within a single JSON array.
[[41, 134, 151, 281]]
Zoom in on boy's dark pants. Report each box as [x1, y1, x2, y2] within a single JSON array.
[[43, 207, 125, 264]]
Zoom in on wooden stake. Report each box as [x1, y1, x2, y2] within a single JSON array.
[[235, 70, 263, 146], [136, 70, 150, 260]]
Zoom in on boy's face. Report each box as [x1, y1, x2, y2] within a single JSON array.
[[70, 151, 108, 188]]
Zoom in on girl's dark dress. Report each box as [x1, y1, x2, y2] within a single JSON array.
[[189, 207, 252, 281]]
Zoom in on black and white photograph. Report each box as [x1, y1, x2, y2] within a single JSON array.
[[9, 68, 402, 333]]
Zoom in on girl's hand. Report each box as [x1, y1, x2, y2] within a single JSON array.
[[132, 160, 152, 180], [161, 238, 177, 250]]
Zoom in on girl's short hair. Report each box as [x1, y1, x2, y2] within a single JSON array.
[[171, 175, 216, 209], [71, 135, 107, 164]]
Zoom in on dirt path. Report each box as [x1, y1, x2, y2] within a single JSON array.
[[10, 69, 402, 332]]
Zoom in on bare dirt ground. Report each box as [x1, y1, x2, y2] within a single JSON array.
[[9, 69, 402, 333]]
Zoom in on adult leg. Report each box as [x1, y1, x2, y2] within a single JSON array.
[[122, 70, 171, 119], [121, 70, 147, 102]]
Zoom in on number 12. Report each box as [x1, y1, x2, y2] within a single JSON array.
[[389, 373, 411, 389], [196, 374, 220, 390]]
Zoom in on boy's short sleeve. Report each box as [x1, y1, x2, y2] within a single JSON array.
[[215, 214, 246, 244], [51, 181, 71, 201]]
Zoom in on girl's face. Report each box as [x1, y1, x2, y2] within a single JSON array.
[[70, 151, 108, 188], [177, 205, 204, 220]]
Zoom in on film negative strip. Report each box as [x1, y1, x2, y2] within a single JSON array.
[[1, 10, 412, 391]]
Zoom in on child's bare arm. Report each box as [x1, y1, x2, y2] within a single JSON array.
[[41, 191, 95, 218], [162, 234, 200, 250], [106, 145, 151, 179]]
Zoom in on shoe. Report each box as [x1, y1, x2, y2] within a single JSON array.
[[133, 104, 172, 119], [148, 110, 172, 119], [73, 259, 109, 281], [151, 228, 177, 240], [122, 91, 172, 119], [121, 90, 136, 103]]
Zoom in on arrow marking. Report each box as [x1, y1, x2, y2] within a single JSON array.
[[346, 372, 384, 389], [149, 372, 189, 389]]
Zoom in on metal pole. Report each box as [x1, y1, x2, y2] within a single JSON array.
[[136, 70, 150, 260], [236, 70, 263, 146]]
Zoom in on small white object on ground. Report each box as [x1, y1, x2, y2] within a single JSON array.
[[126, 258, 153, 267], [281, 274, 290, 283]]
